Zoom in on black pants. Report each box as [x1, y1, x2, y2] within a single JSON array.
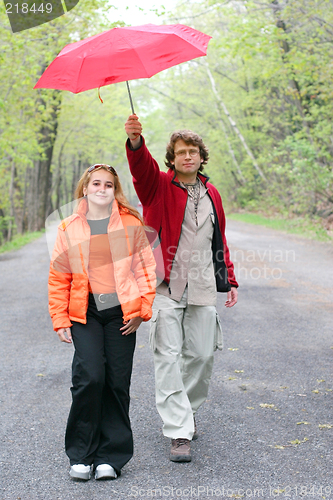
[[65, 295, 136, 474]]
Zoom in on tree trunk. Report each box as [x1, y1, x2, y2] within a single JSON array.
[[7, 160, 16, 242], [19, 167, 29, 234], [35, 90, 62, 230], [273, 6, 314, 141]]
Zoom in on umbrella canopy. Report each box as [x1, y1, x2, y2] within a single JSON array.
[[34, 24, 211, 94]]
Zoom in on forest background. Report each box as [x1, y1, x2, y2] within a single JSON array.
[[1, 0, 333, 248]]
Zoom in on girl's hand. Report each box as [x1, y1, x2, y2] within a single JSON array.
[[120, 317, 143, 335], [57, 327, 72, 343]]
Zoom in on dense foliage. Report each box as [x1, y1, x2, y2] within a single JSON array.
[[148, 0, 333, 218], [0, 0, 332, 244]]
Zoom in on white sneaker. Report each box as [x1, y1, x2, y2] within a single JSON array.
[[70, 464, 91, 481], [95, 464, 117, 480]]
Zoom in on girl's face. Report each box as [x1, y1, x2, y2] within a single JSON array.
[[83, 169, 115, 208]]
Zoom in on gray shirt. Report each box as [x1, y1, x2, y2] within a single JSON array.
[[157, 179, 217, 305]]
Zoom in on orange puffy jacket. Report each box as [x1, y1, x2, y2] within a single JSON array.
[[48, 198, 156, 331]]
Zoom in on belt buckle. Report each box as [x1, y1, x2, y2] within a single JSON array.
[[98, 293, 107, 304]]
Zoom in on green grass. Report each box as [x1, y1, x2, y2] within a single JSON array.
[[227, 212, 333, 242], [0, 230, 45, 254]]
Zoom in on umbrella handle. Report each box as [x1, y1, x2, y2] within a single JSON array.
[[126, 81, 135, 115]]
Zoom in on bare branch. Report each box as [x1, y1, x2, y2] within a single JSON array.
[[204, 62, 267, 181], [211, 66, 249, 92]]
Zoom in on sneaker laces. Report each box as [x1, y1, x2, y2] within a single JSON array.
[[174, 438, 189, 447]]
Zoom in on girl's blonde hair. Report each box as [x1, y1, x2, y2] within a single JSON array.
[[74, 165, 143, 223]]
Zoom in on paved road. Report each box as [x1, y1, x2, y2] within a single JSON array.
[[1, 220, 332, 500]]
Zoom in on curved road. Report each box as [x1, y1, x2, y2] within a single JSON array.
[[1, 220, 332, 500]]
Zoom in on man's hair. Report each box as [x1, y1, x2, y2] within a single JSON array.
[[165, 130, 209, 171]]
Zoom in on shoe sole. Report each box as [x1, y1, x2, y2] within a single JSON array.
[[170, 454, 191, 462], [70, 471, 91, 481], [95, 471, 117, 480]]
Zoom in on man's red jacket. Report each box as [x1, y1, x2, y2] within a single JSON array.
[[126, 137, 238, 292]]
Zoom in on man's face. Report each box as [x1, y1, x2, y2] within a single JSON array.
[[171, 139, 203, 182]]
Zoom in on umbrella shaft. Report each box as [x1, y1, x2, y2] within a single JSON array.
[[126, 81, 135, 114]]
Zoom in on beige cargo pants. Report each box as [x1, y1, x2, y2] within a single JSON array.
[[150, 288, 223, 440]]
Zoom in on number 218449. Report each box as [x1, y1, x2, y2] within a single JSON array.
[[5, 3, 53, 14]]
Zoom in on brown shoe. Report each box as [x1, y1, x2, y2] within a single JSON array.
[[192, 417, 198, 440], [170, 438, 191, 462]]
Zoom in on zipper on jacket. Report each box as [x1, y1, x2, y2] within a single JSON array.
[[81, 216, 91, 277]]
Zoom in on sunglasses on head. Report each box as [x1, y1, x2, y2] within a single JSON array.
[[88, 164, 117, 176]]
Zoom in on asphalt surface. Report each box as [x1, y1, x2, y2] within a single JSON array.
[[0, 220, 332, 500]]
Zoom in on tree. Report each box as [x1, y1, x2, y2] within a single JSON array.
[[0, 0, 124, 239]]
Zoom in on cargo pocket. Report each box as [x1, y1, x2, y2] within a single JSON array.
[[149, 309, 159, 351], [214, 312, 223, 351]]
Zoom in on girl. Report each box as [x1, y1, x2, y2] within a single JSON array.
[[48, 164, 156, 480]]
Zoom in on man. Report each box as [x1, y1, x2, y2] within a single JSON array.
[[125, 115, 238, 462]]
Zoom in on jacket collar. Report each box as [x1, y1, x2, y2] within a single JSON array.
[[58, 198, 123, 232], [167, 168, 210, 187], [76, 197, 89, 217], [76, 197, 120, 219]]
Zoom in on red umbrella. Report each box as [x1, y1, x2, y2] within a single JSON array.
[[34, 23, 211, 112]]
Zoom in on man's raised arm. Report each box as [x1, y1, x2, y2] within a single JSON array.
[[125, 115, 161, 208]]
